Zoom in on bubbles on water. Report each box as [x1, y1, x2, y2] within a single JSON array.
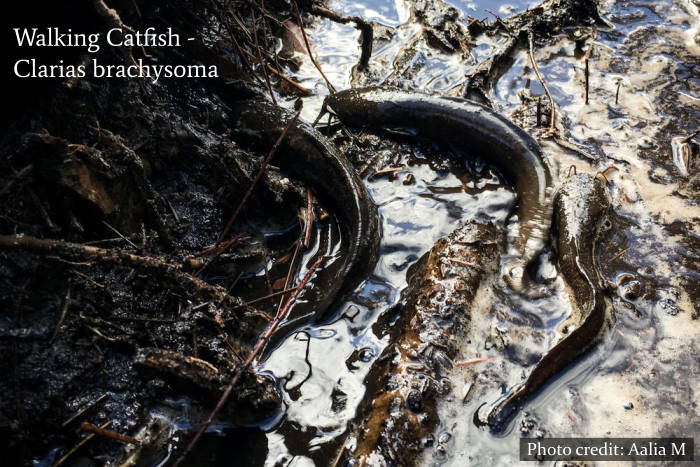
[[305, 328, 337, 339], [358, 347, 375, 362]]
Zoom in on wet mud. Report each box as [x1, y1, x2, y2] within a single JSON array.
[[1, 0, 698, 465], [342, 221, 502, 466]]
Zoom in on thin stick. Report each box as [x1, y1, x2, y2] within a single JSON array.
[[261, 246, 274, 303], [615, 81, 621, 105], [485, 8, 512, 35], [101, 220, 138, 249], [584, 58, 589, 105], [173, 255, 326, 467], [51, 285, 72, 341], [277, 240, 301, 314], [165, 198, 180, 223], [82, 237, 130, 246], [218, 109, 301, 242], [230, 11, 253, 40], [610, 247, 629, 262], [192, 234, 247, 277], [330, 444, 348, 467], [61, 394, 108, 427], [293, 1, 336, 93], [196, 234, 247, 258], [54, 421, 112, 466], [303, 187, 314, 248], [242, 286, 297, 307], [220, 332, 245, 364], [455, 356, 496, 367], [373, 165, 407, 176], [80, 422, 141, 444], [272, 249, 293, 267], [226, 28, 264, 86], [251, 9, 277, 105], [528, 33, 556, 131], [238, 46, 313, 96], [259, 0, 283, 74]]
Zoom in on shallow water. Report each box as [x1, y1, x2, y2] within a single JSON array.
[[258, 141, 522, 465], [180, 0, 698, 465]]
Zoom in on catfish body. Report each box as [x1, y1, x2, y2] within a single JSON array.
[[231, 99, 380, 325], [488, 173, 611, 428], [325, 87, 555, 289]]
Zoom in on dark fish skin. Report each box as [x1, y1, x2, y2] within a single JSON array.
[[488, 173, 612, 429], [325, 87, 555, 290], [231, 99, 380, 324], [321, 88, 610, 430]]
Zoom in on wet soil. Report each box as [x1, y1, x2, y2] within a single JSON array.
[[1, 0, 698, 465], [1, 1, 319, 465]]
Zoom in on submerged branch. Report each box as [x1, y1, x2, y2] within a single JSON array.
[[310, 4, 373, 70]]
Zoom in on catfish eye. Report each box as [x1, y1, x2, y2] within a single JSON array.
[[509, 265, 523, 279], [601, 218, 612, 231]]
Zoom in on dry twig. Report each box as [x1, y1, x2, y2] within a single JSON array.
[[54, 421, 112, 466], [0, 234, 246, 310], [293, 2, 336, 93], [238, 46, 313, 95], [61, 394, 109, 428], [455, 357, 496, 367], [80, 422, 141, 444]]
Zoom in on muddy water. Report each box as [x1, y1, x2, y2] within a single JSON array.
[[197, 0, 698, 465], [259, 145, 523, 465]]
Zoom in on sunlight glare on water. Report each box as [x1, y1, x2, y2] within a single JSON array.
[[259, 0, 700, 465]]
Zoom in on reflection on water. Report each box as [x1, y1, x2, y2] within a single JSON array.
[[333, 0, 410, 26], [449, 0, 541, 16], [261, 140, 517, 464], [207, 0, 699, 465]]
